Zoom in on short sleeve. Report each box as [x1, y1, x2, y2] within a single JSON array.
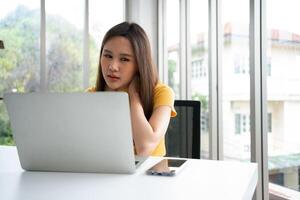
[[153, 83, 177, 117], [86, 87, 96, 92]]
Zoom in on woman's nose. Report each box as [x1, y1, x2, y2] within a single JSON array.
[[108, 62, 119, 72]]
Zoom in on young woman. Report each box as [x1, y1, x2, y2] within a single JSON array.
[[88, 22, 176, 156]]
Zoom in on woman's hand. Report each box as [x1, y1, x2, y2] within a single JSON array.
[[128, 76, 141, 105], [128, 76, 140, 96]]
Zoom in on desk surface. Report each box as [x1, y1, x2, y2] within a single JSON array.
[[0, 146, 258, 200]]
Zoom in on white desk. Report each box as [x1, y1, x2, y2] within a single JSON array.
[[0, 146, 258, 200]]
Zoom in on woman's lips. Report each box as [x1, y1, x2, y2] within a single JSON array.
[[107, 75, 120, 81]]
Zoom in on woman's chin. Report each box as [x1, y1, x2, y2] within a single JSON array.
[[106, 83, 126, 91]]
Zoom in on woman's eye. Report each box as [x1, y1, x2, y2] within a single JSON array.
[[104, 54, 112, 59], [120, 57, 129, 62]]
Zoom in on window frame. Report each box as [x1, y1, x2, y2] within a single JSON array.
[[39, 0, 125, 92], [159, 0, 269, 199]]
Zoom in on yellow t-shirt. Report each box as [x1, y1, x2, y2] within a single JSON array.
[[151, 83, 176, 156], [87, 83, 176, 156]]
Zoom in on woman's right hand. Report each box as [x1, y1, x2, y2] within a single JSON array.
[[128, 76, 140, 96], [128, 76, 142, 107]]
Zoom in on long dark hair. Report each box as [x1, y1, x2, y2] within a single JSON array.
[[95, 22, 158, 119]]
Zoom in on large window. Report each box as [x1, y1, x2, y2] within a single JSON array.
[[222, 0, 250, 162], [0, 0, 40, 145], [0, 0, 124, 145], [166, 0, 180, 99], [46, 0, 84, 92], [163, 0, 300, 198], [89, 0, 124, 86], [0, 1, 40, 95], [189, 0, 209, 158], [165, 0, 209, 158], [267, 0, 300, 194]]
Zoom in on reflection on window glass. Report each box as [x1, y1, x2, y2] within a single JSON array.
[[46, 0, 84, 92], [0, 0, 40, 145], [222, 0, 250, 162], [166, 0, 180, 99], [267, 0, 300, 193], [89, 0, 124, 87], [189, 0, 209, 158]]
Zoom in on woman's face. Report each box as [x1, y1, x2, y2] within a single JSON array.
[[101, 36, 138, 91]]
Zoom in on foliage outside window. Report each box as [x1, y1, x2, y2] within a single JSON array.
[[0, 2, 123, 146]]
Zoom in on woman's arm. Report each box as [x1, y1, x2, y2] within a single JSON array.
[[128, 79, 172, 156]]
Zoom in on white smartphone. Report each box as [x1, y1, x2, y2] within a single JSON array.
[[146, 158, 188, 176]]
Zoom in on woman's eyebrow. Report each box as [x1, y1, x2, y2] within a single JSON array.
[[120, 53, 133, 57], [103, 49, 112, 54], [103, 49, 133, 57]]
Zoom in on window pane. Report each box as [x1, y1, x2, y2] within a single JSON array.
[[222, 0, 250, 161], [166, 0, 180, 99], [0, 102, 13, 146], [0, 1, 40, 96], [0, 0, 40, 146], [190, 0, 209, 158], [46, 0, 84, 92], [89, 0, 124, 87], [267, 0, 300, 193], [235, 114, 241, 135]]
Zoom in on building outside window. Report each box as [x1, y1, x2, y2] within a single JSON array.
[[192, 59, 207, 79], [267, 0, 300, 193], [222, 0, 251, 162], [164, 0, 299, 195], [234, 113, 250, 135], [189, 0, 209, 158], [165, 0, 209, 158], [235, 113, 273, 135]]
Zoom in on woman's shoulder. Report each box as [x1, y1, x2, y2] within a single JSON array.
[[154, 82, 174, 97], [86, 87, 96, 92], [153, 82, 177, 117]]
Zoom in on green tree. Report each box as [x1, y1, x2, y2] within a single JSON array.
[[0, 5, 99, 145]]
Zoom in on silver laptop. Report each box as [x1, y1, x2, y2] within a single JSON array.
[[4, 92, 146, 174]]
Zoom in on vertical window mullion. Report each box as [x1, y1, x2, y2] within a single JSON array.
[[40, 0, 46, 92], [208, 0, 222, 160], [249, 0, 268, 199], [83, 0, 89, 89], [179, 0, 187, 100], [158, 0, 168, 84], [217, 0, 223, 160], [123, 0, 126, 21], [186, 0, 191, 99]]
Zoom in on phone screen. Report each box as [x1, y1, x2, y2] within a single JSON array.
[[167, 159, 186, 167], [146, 159, 187, 176]]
